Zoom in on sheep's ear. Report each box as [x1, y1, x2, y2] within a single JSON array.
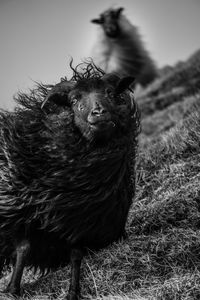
[[115, 7, 124, 18], [42, 92, 68, 108], [115, 76, 135, 94], [41, 81, 75, 109], [91, 18, 104, 24]]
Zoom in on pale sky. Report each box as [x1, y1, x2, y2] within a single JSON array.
[[0, 0, 200, 109]]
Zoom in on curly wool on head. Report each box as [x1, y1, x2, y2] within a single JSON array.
[[0, 60, 140, 299], [69, 59, 105, 80]]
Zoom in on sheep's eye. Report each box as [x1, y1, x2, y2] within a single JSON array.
[[71, 94, 81, 105], [72, 98, 78, 105], [106, 88, 114, 99], [116, 93, 126, 105], [77, 103, 84, 111]]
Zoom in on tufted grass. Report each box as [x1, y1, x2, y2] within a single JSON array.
[[1, 49, 200, 299]]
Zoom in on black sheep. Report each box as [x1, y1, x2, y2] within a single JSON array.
[[0, 62, 140, 300]]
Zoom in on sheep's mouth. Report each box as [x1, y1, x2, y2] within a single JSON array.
[[88, 120, 115, 131], [87, 120, 116, 143]]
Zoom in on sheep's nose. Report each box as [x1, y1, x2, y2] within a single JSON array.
[[91, 103, 107, 116]]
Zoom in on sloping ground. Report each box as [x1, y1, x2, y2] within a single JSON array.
[[137, 49, 200, 117], [1, 50, 200, 300]]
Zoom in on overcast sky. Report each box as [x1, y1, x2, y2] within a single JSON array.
[[0, 0, 200, 109]]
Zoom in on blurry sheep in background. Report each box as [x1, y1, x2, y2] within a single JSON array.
[[91, 7, 158, 87]]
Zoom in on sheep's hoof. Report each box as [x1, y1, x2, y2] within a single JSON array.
[[66, 291, 80, 300]]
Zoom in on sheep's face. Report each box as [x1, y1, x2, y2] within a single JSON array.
[[91, 7, 124, 38], [44, 74, 135, 143], [69, 89, 115, 142], [69, 75, 134, 142]]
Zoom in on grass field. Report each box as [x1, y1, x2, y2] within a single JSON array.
[[1, 49, 200, 299]]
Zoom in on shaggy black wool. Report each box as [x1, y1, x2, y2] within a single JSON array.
[[0, 62, 140, 276]]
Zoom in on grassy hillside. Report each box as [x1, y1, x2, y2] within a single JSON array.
[[1, 50, 200, 299]]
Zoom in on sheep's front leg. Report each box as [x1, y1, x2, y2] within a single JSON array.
[[5, 239, 30, 296], [66, 247, 83, 300]]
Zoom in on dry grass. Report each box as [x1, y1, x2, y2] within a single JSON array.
[[1, 50, 200, 299]]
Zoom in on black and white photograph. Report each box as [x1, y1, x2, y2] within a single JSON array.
[[0, 0, 200, 299]]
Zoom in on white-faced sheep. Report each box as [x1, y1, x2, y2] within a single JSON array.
[[91, 7, 158, 87], [0, 61, 140, 300]]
